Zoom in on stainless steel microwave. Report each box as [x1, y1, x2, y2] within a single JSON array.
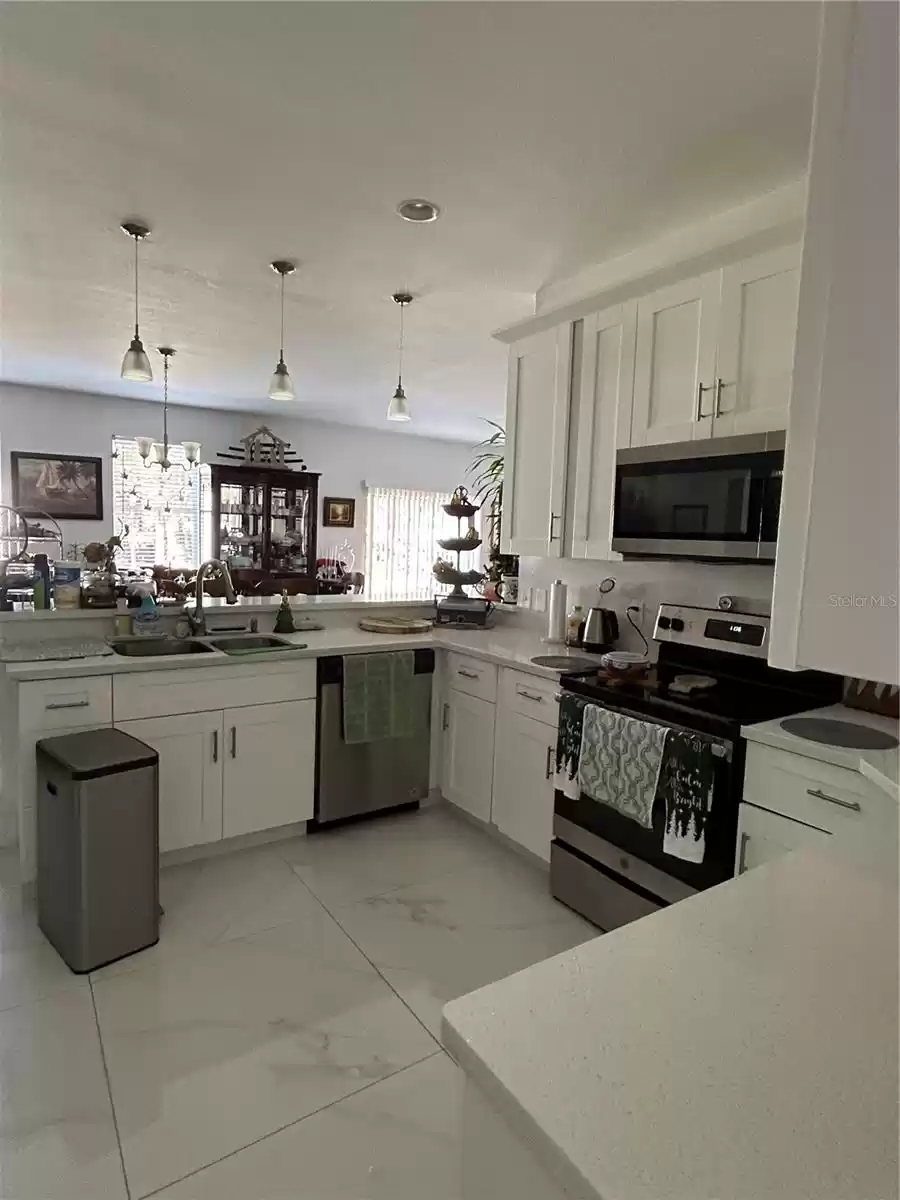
[[611, 432, 785, 562]]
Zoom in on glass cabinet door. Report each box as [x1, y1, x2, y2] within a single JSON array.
[[218, 480, 266, 569], [266, 483, 311, 573]]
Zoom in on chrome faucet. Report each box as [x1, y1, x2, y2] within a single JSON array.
[[188, 559, 237, 635]]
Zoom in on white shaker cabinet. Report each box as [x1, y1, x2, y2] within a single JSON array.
[[770, 0, 899, 683], [118, 711, 224, 853], [442, 688, 495, 823], [491, 709, 556, 862], [570, 302, 636, 560], [713, 245, 801, 437], [736, 802, 830, 874], [222, 699, 315, 838], [502, 324, 572, 558], [630, 271, 721, 446]]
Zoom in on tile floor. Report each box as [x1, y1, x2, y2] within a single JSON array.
[[0, 802, 595, 1199]]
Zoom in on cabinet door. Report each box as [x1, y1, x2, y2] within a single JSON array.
[[630, 272, 721, 446], [441, 688, 495, 823], [491, 709, 556, 862], [222, 699, 315, 838], [736, 802, 830, 875], [570, 302, 636, 560], [502, 324, 572, 557], [118, 712, 223, 852], [712, 245, 801, 437]]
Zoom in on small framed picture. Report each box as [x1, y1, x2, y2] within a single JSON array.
[[11, 452, 104, 520], [323, 497, 355, 528]]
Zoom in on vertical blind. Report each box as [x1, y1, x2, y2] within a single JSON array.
[[365, 487, 463, 599], [112, 437, 212, 570]]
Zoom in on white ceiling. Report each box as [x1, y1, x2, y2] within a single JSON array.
[[0, 2, 819, 443]]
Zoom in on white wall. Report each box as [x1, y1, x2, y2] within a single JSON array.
[[0, 383, 474, 568]]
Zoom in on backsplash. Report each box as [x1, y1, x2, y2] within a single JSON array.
[[511, 557, 775, 655]]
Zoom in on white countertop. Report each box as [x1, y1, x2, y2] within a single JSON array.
[[2, 622, 602, 683], [743, 702, 899, 800], [442, 849, 899, 1200], [0, 593, 433, 623]]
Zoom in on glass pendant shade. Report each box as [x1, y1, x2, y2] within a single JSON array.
[[387, 382, 411, 422], [182, 441, 201, 465], [268, 358, 295, 401], [121, 335, 153, 382], [135, 435, 155, 461]]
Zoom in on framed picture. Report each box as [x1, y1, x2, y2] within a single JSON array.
[[323, 496, 355, 528], [10, 452, 104, 520]]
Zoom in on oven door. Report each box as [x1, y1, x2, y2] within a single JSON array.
[[611, 435, 783, 561]]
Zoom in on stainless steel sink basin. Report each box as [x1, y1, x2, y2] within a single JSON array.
[[206, 634, 304, 654], [109, 638, 215, 657]]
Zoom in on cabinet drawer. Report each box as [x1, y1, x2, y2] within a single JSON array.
[[19, 676, 112, 732], [743, 743, 895, 840], [499, 668, 559, 728], [114, 660, 316, 721], [447, 653, 497, 703]]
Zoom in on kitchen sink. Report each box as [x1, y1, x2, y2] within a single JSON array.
[[206, 634, 304, 654], [109, 638, 215, 657]]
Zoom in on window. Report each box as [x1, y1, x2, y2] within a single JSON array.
[[364, 486, 480, 600], [112, 437, 212, 571]]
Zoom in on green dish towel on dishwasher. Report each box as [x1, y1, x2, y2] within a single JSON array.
[[342, 651, 416, 743]]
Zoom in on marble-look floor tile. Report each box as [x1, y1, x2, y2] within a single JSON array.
[[0, 886, 86, 1012], [156, 1052, 464, 1200], [93, 909, 438, 1197], [331, 857, 597, 1036], [0, 988, 127, 1199], [92, 842, 325, 982], [279, 804, 515, 908]]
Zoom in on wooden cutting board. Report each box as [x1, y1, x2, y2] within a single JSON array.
[[358, 617, 432, 634]]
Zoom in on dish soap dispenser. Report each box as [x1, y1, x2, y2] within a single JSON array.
[[274, 590, 295, 635]]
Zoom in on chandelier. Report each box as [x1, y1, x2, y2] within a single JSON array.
[[135, 347, 201, 472]]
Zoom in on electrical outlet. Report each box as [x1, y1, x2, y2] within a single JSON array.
[[520, 586, 532, 609], [533, 587, 547, 613]]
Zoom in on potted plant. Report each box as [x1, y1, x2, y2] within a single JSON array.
[[468, 420, 518, 593]]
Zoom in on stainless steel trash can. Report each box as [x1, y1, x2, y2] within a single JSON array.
[[36, 727, 159, 973]]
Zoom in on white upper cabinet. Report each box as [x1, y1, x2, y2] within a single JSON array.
[[502, 324, 572, 558], [713, 245, 801, 437], [630, 272, 721, 446], [770, 0, 899, 684], [570, 303, 636, 560]]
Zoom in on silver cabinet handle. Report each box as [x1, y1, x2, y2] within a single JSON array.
[[554, 691, 563, 701], [548, 512, 561, 542], [212, 730, 218, 763], [807, 787, 861, 812], [45, 699, 90, 710], [230, 726, 237, 758], [516, 687, 544, 704], [457, 668, 480, 680], [696, 380, 714, 420], [738, 831, 750, 874], [714, 377, 725, 417], [442, 703, 450, 731], [545, 746, 554, 780]]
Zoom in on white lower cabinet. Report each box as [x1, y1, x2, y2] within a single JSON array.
[[736, 802, 830, 875], [491, 709, 556, 862], [222, 699, 315, 838], [119, 699, 316, 852], [442, 687, 496, 823], [118, 711, 224, 853]]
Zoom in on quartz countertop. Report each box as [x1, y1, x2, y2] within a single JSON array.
[[442, 848, 899, 1200], [742, 702, 899, 799], [0, 593, 433, 622], [2, 622, 603, 683]]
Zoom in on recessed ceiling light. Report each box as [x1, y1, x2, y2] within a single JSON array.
[[397, 199, 441, 223]]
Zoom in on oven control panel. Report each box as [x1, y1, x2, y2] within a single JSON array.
[[653, 604, 770, 658]]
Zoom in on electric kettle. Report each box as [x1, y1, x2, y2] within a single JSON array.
[[583, 607, 619, 654]]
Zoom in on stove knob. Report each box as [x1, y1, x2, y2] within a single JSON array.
[[657, 616, 671, 629], [670, 617, 685, 632]]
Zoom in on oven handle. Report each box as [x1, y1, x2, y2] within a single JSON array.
[[556, 688, 733, 761]]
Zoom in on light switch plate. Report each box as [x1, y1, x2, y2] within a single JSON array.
[[533, 587, 547, 613]]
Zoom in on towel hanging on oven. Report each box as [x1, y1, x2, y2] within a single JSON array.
[[658, 730, 716, 863], [555, 693, 587, 800], [577, 704, 668, 828]]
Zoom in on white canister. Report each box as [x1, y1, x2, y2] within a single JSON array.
[[52, 562, 81, 609], [547, 579, 567, 643]]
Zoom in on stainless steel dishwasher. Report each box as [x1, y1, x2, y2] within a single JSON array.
[[313, 649, 434, 828]]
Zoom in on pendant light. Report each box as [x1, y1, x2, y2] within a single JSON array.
[[120, 221, 153, 382], [268, 260, 296, 401], [387, 292, 413, 422]]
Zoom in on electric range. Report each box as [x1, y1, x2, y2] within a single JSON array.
[[551, 604, 842, 932]]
